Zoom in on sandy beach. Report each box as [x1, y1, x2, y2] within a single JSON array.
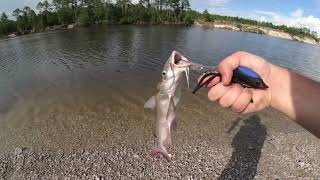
[[0, 87, 319, 179]]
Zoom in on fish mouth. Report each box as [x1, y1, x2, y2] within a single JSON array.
[[172, 51, 191, 68], [171, 51, 190, 88]]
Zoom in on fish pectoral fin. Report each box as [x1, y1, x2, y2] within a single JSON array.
[[144, 96, 156, 109]]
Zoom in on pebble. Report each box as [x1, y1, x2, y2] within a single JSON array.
[[298, 160, 305, 168], [14, 147, 23, 158]]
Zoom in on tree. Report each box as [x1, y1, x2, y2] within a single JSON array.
[[53, 0, 74, 24], [0, 13, 9, 35], [93, 0, 106, 23], [12, 8, 22, 18], [116, 0, 132, 15], [1, 0, 319, 42], [70, 0, 78, 22], [12, 8, 29, 32], [181, 0, 190, 10], [77, 7, 89, 26], [37, 0, 52, 25], [139, 0, 151, 8], [0, 13, 8, 23], [203, 10, 210, 21]]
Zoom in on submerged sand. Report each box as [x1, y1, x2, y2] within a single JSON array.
[[0, 85, 319, 179]]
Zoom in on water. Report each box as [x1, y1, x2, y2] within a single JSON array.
[[0, 25, 319, 151]]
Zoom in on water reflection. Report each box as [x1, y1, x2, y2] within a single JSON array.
[[0, 25, 319, 115]]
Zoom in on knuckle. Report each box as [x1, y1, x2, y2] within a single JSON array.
[[208, 92, 216, 101], [208, 83, 225, 101], [218, 62, 230, 73], [242, 88, 252, 96], [233, 84, 243, 92], [234, 51, 248, 56], [232, 89, 252, 112], [219, 98, 229, 108], [232, 103, 245, 113], [208, 89, 218, 101]]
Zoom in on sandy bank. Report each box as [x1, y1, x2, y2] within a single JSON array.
[[194, 21, 320, 46], [0, 88, 320, 179]]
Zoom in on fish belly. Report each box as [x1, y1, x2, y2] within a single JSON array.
[[153, 94, 176, 160]]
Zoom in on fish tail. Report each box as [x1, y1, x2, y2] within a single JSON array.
[[151, 147, 172, 161]]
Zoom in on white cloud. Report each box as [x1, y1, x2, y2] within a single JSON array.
[[202, 0, 232, 7], [190, 0, 232, 15], [254, 9, 320, 36], [254, 10, 279, 18], [131, 0, 139, 4], [291, 8, 303, 18]]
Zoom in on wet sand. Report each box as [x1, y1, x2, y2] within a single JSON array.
[[0, 85, 320, 179]]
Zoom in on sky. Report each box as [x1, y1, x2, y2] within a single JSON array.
[[1, 0, 320, 35]]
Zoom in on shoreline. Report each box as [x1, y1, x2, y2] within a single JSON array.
[[0, 22, 187, 41], [193, 20, 320, 46], [1, 22, 320, 46]]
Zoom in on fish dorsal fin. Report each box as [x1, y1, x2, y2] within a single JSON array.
[[144, 96, 156, 109]]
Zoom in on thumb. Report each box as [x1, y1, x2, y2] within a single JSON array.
[[219, 51, 253, 86], [219, 59, 237, 86]]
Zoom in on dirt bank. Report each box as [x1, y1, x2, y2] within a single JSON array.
[[194, 20, 320, 46]]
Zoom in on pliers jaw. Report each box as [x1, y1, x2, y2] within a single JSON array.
[[192, 70, 220, 94]]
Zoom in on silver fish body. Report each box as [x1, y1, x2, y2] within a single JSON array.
[[144, 51, 191, 161]]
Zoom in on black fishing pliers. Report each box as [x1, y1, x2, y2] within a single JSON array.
[[192, 66, 269, 94]]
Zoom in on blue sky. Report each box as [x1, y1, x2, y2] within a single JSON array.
[[189, 0, 320, 35], [190, 0, 320, 18], [1, 0, 320, 35]]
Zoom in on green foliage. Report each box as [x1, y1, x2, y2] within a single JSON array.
[[77, 8, 90, 26], [201, 11, 319, 41], [0, 0, 318, 42], [92, 0, 106, 23], [184, 15, 193, 26], [52, 0, 74, 24], [203, 10, 211, 22], [37, 0, 52, 26]]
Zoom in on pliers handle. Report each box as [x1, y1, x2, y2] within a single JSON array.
[[192, 66, 269, 94]]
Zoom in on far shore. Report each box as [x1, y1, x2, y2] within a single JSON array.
[[2, 22, 319, 46], [193, 20, 320, 46]]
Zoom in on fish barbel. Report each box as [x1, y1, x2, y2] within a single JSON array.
[[144, 51, 192, 161]]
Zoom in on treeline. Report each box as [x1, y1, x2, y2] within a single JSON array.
[[0, 1, 319, 42], [0, 0, 194, 37], [203, 10, 319, 42]]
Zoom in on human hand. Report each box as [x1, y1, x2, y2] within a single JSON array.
[[205, 51, 273, 113]]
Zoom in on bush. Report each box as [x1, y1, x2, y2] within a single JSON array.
[[77, 8, 89, 27], [119, 17, 135, 24], [236, 24, 242, 29], [184, 15, 194, 26]]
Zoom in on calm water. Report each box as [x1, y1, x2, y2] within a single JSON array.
[[0, 25, 320, 150], [0, 26, 320, 113]]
